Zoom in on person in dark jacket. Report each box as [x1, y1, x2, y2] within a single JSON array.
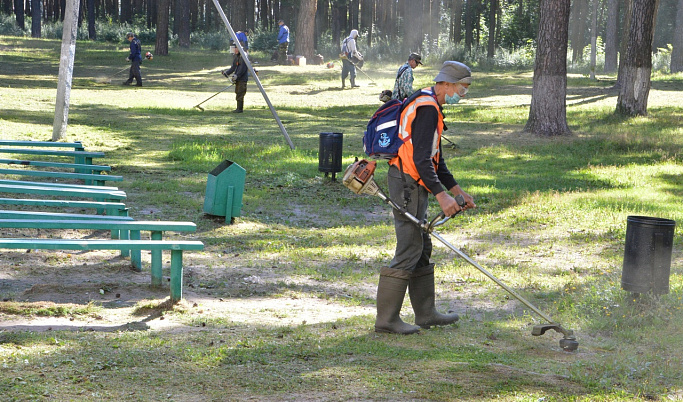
[[123, 32, 143, 87], [221, 45, 249, 113]]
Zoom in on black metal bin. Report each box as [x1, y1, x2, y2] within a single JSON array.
[[318, 132, 343, 180], [621, 215, 676, 295]]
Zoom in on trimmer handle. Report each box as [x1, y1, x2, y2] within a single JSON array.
[[427, 194, 468, 231]]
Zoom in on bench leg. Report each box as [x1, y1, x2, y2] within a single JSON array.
[[151, 231, 163, 287], [130, 230, 142, 271], [170, 250, 183, 302], [120, 227, 130, 258]]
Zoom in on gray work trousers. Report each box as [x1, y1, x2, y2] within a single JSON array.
[[387, 164, 432, 273]]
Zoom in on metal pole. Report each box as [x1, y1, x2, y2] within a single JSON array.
[[210, 0, 295, 150]]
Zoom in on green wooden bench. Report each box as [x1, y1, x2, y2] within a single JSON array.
[[0, 168, 122, 186], [0, 179, 119, 191], [0, 209, 132, 220], [0, 183, 126, 202], [0, 219, 197, 282], [0, 140, 85, 151], [0, 238, 204, 301], [0, 198, 127, 216], [0, 148, 105, 168], [0, 158, 112, 175]]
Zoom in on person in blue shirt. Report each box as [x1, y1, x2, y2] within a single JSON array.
[[231, 31, 248, 51], [277, 20, 289, 65], [123, 32, 143, 87]]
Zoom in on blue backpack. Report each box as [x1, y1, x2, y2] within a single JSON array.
[[363, 89, 427, 160]]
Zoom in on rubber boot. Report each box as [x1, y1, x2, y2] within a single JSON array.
[[409, 264, 459, 329], [341, 77, 346, 89], [233, 101, 243, 113], [350, 77, 359, 88], [375, 267, 421, 334]]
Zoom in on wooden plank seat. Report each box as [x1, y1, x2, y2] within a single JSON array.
[[0, 219, 196, 283], [0, 148, 105, 171], [0, 140, 85, 151], [0, 179, 119, 191], [0, 209, 132, 220], [0, 168, 122, 186], [0, 183, 126, 202], [0, 198, 127, 216], [0, 158, 112, 174], [0, 238, 204, 301]]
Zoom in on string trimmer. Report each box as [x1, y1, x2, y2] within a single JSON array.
[[194, 82, 235, 111], [342, 158, 579, 352]]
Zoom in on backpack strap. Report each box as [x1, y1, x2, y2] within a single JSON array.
[[395, 88, 434, 208]]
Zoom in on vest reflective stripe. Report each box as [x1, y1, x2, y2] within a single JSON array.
[[389, 92, 444, 189]]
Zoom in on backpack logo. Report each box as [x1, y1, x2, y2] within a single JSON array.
[[378, 132, 391, 148]]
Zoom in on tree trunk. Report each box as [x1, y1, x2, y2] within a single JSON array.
[[121, 0, 131, 22], [360, 0, 373, 46], [87, 0, 95, 39], [155, 0, 170, 55], [403, 0, 422, 53], [589, 0, 598, 79], [487, 0, 497, 58], [465, 0, 474, 51], [524, 0, 571, 136], [604, 0, 619, 73], [570, 0, 588, 64], [14, 0, 24, 29], [177, 0, 190, 47], [295, 0, 317, 59], [616, 0, 633, 89], [31, 0, 40, 37], [616, 0, 659, 116], [452, 0, 462, 43], [671, 0, 683, 72]]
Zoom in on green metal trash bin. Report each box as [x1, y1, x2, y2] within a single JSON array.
[[203, 160, 246, 223]]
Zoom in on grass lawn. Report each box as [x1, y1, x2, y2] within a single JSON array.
[[1, 36, 682, 401]]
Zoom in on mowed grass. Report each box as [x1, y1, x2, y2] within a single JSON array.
[[1, 36, 683, 401]]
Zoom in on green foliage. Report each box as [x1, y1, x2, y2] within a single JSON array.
[[0, 14, 26, 36], [249, 26, 280, 52]]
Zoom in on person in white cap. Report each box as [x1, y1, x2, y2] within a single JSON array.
[[374, 61, 476, 335], [340, 29, 361, 89]]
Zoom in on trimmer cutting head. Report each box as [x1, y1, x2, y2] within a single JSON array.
[[532, 324, 579, 352]]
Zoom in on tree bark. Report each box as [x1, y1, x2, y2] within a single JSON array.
[[487, 0, 497, 58], [452, 0, 462, 43], [604, 0, 619, 73], [295, 0, 317, 59], [524, 0, 571, 136], [87, 0, 96, 39], [570, 0, 588, 64], [177, 0, 190, 47], [14, 0, 24, 29], [616, 0, 659, 116], [155, 0, 170, 56], [671, 0, 683, 72], [616, 0, 634, 89], [465, 0, 477, 52], [31, 0, 40, 37], [53, 0, 80, 141], [589, 0, 598, 79], [401, 0, 422, 53]]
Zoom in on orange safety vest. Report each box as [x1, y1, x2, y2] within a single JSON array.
[[389, 88, 444, 190]]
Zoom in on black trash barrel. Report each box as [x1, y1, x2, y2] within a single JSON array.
[[318, 132, 343, 180], [621, 216, 676, 295]]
